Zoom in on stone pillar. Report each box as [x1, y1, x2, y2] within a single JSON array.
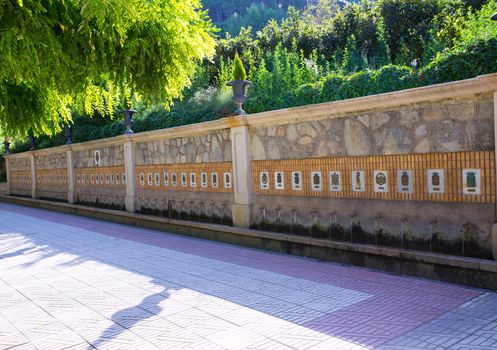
[[30, 153, 36, 199], [492, 224, 497, 261], [123, 141, 137, 212], [4, 156, 10, 196], [493, 91, 497, 259], [230, 124, 253, 228], [66, 149, 75, 204]]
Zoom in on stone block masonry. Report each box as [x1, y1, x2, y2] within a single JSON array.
[[5, 74, 497, 261]]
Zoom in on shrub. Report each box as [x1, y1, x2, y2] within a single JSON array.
[[320, 73, 345, 101], [337, 70, 376, 100], [233, 52, 247, 80], [421, 38, 497, 84], [372, 65, 421, 94]]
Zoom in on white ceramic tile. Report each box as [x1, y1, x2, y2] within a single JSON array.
[[292, 172, 302, 191], [462, 169, 481, 195], [374, 170, 388, 193], [352, 171, 365, 192], [260, 172, 269, 190], [329, 171, 341, 192], [311, 171, 322, 191], [427, 169, 444, 193], [397, 170, 413, 193], [274, 172, 284, 190]]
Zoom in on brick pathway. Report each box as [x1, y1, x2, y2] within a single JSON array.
[[0, 202, 496, 350]]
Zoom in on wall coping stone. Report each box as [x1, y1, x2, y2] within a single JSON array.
[[6, 73, 497, 160]]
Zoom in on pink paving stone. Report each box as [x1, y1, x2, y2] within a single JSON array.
[[0, 202, 488, 349]]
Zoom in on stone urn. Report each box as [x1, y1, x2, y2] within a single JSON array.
[[28, 135, 36, 150], [3, 138, 10, 155], [227, 80, 252, 115], [122, 109, 136, 134], [64, 125, 73, 145]]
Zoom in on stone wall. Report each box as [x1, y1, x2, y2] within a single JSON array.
[[9, 156, 31, 172], [135, 130, 231, 165], [4, 74, 497, 260], [0, 182, 6, 195], [250, 94, 493, 160], [35, 152, 67, 170], [74, 145, 124, 168], [247, 91, 496, 259]]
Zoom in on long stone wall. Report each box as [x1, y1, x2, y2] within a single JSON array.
[[5, 74, 497, 260]]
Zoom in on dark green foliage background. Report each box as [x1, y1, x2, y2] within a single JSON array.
[[5, 0, 497, 154]]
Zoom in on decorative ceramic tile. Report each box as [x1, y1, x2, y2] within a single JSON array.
[[292, 171, 302, 191], [211, 173, 218, 188], [260, 172, 269, 190], [428, 169, 444, 193], [171, 173, 177, 186], [190, 173, 197, 187], [110, 174, 115, 184], [374, 170, 388, 193], [397, 170, 413, 193], [163, 172, 169, 186], [201, 172, 208, 188], [274, 172, 284, 190], [122, 173, 126, 185], [116, 173, 120, 185], [154, 173, 160, 186], [463, 169, 481, 195], [139, 173, 145, 186], [224, 172, 232, 189], [352, 171, 365, 192], [329, 171, 341, 192], [311, 171, 322, 191], [181, 173, 187, 187], [94, 150, 101, 166]]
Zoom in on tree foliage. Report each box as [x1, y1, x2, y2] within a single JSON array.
[[0, 0, 216, 138], [7, 0, 497, 153]]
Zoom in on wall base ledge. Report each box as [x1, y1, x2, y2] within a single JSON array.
[[1, 195, 496, 291]]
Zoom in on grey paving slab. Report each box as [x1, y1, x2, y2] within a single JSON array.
[[0, 202, 496, 349]]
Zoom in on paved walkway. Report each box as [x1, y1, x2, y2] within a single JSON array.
[[0, 203, 496, 350]]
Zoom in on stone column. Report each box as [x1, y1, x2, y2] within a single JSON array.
[[493, 91, 497, 260], [123, 140, 137, 213], [4, 156, 10, 196], [230, 124, 253, 228], [66, 149, 75, 204], [30, 153, 36, 199]]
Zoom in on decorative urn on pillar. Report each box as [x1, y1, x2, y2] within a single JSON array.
[[122, 109, 136, 135], [227, 52, 252, 116], [64, 125, 73, 145], [3, 137, 10, 155], [28, 135, 36, 150]]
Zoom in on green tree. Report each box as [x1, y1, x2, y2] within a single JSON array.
[[0, 0, 216, 138], [378, 0, 440, 64]]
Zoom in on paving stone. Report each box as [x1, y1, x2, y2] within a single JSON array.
[[1, 202, 496, 349]]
